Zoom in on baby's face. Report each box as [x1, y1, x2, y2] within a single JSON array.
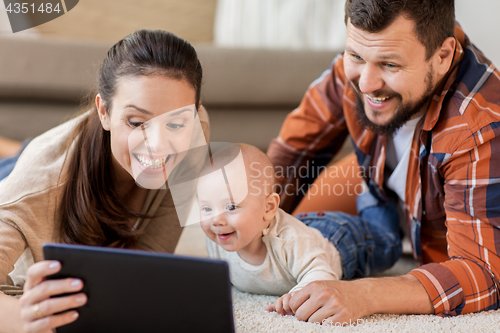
[[197, 168, 269, 253]]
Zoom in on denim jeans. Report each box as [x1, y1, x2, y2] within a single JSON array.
[[0, 140, 30, 181], [297, 190, 402, 279]]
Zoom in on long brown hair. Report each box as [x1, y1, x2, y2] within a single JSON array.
[[58, 30, 203, 248]]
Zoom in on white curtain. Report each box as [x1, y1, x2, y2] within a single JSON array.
[[214, 0, 346, 50]]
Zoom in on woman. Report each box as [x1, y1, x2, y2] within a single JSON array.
[[0, 29, 209, 333]]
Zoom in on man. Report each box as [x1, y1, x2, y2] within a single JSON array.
[[267, 0, 500, 325]]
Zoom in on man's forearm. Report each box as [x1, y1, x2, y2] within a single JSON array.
[[289, 273, 435, 324], [364, 274, 434, 315]]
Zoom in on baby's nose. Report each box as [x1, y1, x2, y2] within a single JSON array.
[[212, 213, 227, 226]]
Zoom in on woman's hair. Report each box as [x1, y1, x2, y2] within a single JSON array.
[[58, 30, 203, 248]]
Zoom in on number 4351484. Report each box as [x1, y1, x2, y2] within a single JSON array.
[[6, 2, 61, 14]]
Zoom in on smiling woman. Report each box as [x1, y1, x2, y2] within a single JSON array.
[[0, 29, 209, 333], [98, 77, 201, 190]]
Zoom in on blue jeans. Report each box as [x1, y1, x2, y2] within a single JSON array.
[[297, 190, 402, 279], [0, 140, 30, 181]]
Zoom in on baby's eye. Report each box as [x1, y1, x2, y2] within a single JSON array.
[[226, 203, 237, 211], [201, 206, 212, 213]]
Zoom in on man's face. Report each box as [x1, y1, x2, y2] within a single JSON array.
[[344, 15, 437, 136]]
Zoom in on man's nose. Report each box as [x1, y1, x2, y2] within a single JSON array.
[[358, 64, 384, 95]]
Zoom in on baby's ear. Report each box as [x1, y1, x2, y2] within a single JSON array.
[[263, 193, 280, 221]]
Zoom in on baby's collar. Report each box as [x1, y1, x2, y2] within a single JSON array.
[[262, 210, 280, 237]]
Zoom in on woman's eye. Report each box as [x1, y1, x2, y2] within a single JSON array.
[[128, 119, 150, 128], [128, 121, 143, 128], [166, 123, 185, 130], [226, 204, 237, 211]]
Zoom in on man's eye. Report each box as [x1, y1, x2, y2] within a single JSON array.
[[351, 54, 363, 62], [166, 123, 185, 130], [384, 63, 398, 69], [226, 204, 237, 211]]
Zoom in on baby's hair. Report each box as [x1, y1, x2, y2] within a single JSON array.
[[199, 143, 241, 176], [198, 143, 276, 196]]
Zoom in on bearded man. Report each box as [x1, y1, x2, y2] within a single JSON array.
[[267, 0, 500, 324]]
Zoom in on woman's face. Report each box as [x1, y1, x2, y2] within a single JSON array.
[[97, 75, 198, 189]]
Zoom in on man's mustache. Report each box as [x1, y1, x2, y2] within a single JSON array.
[[350, 80, 401, 100]]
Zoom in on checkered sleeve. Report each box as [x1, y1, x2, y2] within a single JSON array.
[[410, 128, 500, 316], [267, 54, 350, 212]]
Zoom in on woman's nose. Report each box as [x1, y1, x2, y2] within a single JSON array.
[[144, 123, 169, 154]]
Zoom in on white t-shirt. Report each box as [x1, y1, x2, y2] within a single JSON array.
[[385, 115, 423, 210], [206, 208, 342, 296]]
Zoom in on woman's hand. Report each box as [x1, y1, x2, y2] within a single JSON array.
[[18, 260, 87, 333], [264, 291, 296, 316]]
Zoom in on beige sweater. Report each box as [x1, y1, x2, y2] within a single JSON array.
[[0, 108, 209, 287], [206, 208, 343, 296]]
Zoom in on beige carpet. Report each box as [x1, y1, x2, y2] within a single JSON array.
[[175, 223, 500, 332], [232, 289, 500, 333]]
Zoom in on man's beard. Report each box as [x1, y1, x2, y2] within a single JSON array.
[[351, 68, 435, 137]]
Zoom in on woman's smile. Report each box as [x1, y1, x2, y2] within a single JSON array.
[[133, 153, 172, 170]]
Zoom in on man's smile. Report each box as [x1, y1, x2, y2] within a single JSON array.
[[366, 95, 391, 104]]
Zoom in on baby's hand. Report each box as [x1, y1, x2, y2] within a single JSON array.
[[264, 292, 296, 316]]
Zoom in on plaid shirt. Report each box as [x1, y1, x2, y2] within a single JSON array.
[[267, 26, 500, 316]]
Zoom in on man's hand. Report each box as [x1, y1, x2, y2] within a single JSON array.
[[288, 280, 370, 324], [288, 275, 434, 325]]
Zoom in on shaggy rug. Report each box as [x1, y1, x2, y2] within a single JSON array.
[[176, 224, 500, 333], [231, 289, 500, 333]]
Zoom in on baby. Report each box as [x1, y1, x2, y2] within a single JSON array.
[[196, 143, 342, 314]]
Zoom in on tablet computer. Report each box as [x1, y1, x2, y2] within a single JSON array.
[[43, 243, 235, 333]]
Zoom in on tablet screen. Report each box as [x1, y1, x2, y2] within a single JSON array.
[[43, 243, 235, 333]]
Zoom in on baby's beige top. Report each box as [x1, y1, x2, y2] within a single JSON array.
[[206, 208, 343, 296], [0, 108, 209, 287]]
